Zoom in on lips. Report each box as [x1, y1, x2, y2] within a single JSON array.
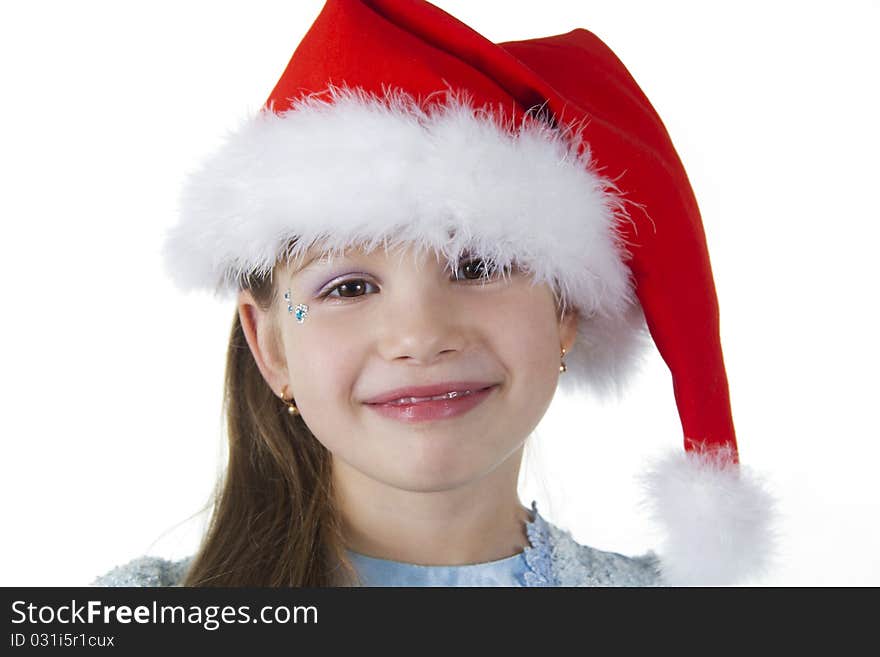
[[363, 381, 498, 405], [364, 384, 499, 423]]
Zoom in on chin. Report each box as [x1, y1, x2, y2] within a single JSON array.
[[408, 451, 515, 494], [391, 476, 480, 495], [382, 456, 488, 494]]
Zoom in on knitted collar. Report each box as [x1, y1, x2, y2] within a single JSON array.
[[522, 500, 557, 586]]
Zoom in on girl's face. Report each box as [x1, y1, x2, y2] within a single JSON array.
[[239, 243, 578, 494]]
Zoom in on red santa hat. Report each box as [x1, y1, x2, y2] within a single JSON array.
[[163, 0, 775, 585]]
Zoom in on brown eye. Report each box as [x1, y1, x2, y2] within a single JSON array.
[[456, 257, 497, 281], [325, 279, 377, 299]]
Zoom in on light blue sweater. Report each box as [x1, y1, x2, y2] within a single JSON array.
[[92, 501, 662, 587]]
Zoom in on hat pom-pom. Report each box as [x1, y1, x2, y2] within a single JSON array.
[[640, 444, 777, 586]]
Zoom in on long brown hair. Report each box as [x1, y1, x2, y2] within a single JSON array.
[[182, 268, 361, 586]]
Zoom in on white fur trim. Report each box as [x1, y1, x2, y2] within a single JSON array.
[[640, 445, 777, 586], [163, 86, 649, 396]]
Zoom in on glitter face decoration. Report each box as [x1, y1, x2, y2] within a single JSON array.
[[284, 289, 309, 323]]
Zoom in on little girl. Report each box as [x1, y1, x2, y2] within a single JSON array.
[[94, 0, 773, 587]]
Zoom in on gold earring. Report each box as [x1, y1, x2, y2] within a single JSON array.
[[559, 347, 567, 373], [280, 384, 300, 416]]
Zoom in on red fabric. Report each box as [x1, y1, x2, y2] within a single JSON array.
[[501, 30, 738, 459], [265, 0, 737, 460]]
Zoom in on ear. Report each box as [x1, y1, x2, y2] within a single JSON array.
[[558, 303, 580, 354], [237, 289, 289, 396]]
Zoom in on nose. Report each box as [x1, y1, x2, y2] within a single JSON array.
[[374, 279, 468, 366]]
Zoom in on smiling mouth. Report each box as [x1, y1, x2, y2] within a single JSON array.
[[364, 384, 499, 423], [377, 387, 492, 406]]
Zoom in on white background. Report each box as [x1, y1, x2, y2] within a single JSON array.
[[1, 0, 877, 586]]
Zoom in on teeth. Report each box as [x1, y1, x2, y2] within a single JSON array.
[[386, 390, 473, 406]]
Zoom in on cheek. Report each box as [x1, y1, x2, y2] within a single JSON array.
[[282, 319, 365, 420], [489, 284, 562, 372]]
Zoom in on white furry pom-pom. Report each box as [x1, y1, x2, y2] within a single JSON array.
[[640, 445, 777, 586]]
